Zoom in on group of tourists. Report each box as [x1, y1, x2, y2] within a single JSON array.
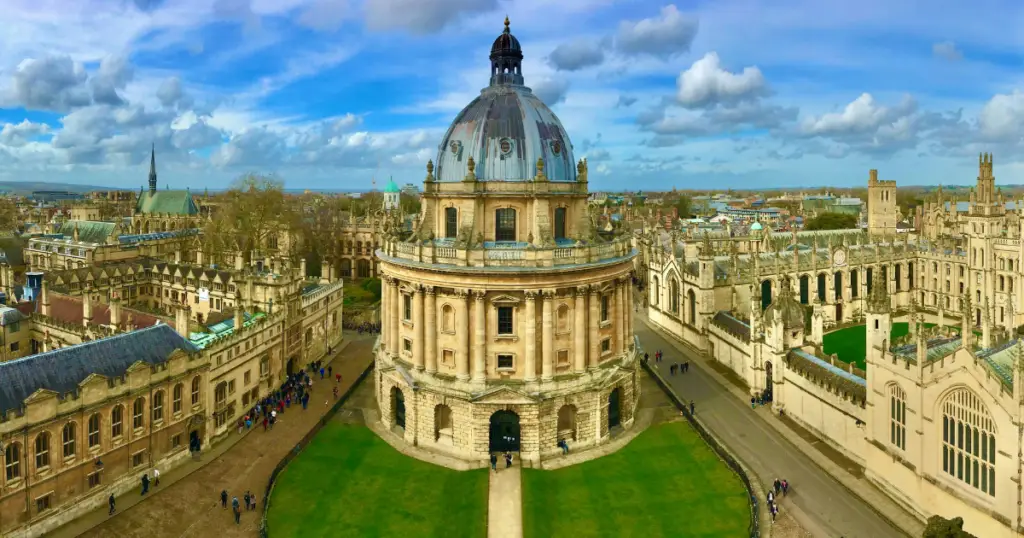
[[767, 478, 790, 523], [489, 452, 514, 471], [220, 488, 258, 524], [343, 320, 381, 334]]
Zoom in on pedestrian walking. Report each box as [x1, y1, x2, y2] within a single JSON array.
[[140, 473, 150, 495], [644, 352, 649, 363], [689, 400, 695, 415], [558, 438, 569, 454], [221, 490, 228, 508], [782, 479, 789, 496], [108, 493, 116, 515], [244, 491, 251, 511], [263, 416, 269, 431], [336, 373, 342, 383], [333, 386, 339, 399], [319, 367, 325, 379], [328, 365, 333, 378], [490, 453, 498, 472], [232, 496, 240, 524], [504, 451, 512, 468], [751, 397, 756, 409], [773, 478, 781, 495], [153, 468, 160, 487]]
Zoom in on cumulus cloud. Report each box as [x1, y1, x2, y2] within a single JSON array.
[[548, 38, 607, 71], [978, 90, 1024, 141], [8, 56, 92, 112], [933, 41, 963, 61], [0, 120, 50, 147], [157, 76, 193, 109], [298, 0, 351, 31], [532, 78, 569, 106], [364, 0, 498, 34], [676, 52, 768, 109], [798, 93, 916, 136], [616, 5, 698, 58]]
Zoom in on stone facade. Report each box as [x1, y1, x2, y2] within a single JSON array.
[[647, 155, 1024, 537]]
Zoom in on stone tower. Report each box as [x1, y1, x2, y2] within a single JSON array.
[[866, 169, 897, 236], [866, 274, 891, 363]]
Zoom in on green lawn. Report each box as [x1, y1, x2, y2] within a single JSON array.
[[522, 422, 750, 538], [822, 322, 979, 370], [267, 423, 488, 538], [343, 278, 382, 307]]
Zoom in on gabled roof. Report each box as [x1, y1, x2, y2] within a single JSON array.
[[135, 190, 199, 216], [0, 324, 198, 415], [57, 220, 117, 244]]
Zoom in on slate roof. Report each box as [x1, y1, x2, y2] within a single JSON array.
[[57, 220, 117, 244], [711, 311, 751, 341], [135, 190, 199, 216], [0, 324, 198, 415], [0, 306, 26, 326], [786, 348, 867, 402]]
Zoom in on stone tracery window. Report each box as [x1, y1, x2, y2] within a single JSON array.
[[669, 279, 679, 314], [941, 388, 996, 497], [888, 383, 906, 451]]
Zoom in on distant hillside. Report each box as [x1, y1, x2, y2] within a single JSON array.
[[0, 181, 120, 195]]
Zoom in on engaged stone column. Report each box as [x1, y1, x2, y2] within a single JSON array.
[[473, 290, 487, 382], [625, 280, 633, 346], [541, 291, 554, 380], [456, 290, 470, 380], [589, 287, 601, 368], [413, 286, 424, 370], [388, 279, 400, 357], [574, 286, 587, 372], [615, 278, 625, 355], [524, 291, 537, 381], [424, 286, 437, 373], [380, 276, 389, 351]]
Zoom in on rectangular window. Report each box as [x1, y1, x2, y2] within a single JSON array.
[[497, 354, 514, 369], [601, 338, 611, 352], [36, 494, 51, 514], [445, 207, 458, 238], [495, 208, 517, 242], [404, 294, 412, 321], [88, 472, 102, 489], [557, 349, 569, 366], [497, 306, 514, 335], [132, 452, 144, 468], [601, 295, 610, 322], [554, 207, 566, 240], [10, 342, 18, 352], [172, 434, 182, 449], [244, 370, 251, 385], [442, 349, 455, 367], [403, 338, 412, 353]]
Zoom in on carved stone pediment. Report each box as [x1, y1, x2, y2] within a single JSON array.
[[490, 294, 521, 306], [470, 386, 537, 405]]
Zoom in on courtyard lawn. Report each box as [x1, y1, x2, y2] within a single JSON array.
[[522, 421, 750, 538], [267, 423, 488, 538], [822, 322, 912, 371]]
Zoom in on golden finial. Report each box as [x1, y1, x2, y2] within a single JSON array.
[[504, 15, 510, 31]]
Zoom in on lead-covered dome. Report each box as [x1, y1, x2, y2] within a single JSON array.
[[433, 18, 576, 183]]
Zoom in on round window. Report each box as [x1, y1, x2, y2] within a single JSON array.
[[499, 138, 512, 155], [450, 141, 460, 154], [551, 141, 561, 155]]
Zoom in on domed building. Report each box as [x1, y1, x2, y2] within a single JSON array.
[[374, 17, 640, 464]]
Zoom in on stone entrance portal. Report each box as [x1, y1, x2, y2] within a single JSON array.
[[608, 387, 622, 429], [489, 410, 520, 452]]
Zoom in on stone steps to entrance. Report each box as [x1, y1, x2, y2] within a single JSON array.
[[487, 462, 523, 538]]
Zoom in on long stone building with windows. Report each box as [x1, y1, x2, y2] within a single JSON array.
[[375, 18, 640, 465], [646, 154, 1024, 537]]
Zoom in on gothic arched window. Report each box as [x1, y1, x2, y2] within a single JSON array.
[[941, 388, 996, 496]]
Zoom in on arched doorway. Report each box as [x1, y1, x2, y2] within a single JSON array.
[[434, 404, 453, 444], [764, 361, 774, 403], [357, 259, 370, 278], [761, 280, 772, 311], [608, 388, 622, 429], [489, 410, 520, 452], [286, 357, 295, 376], [391, 387, 406, 430]]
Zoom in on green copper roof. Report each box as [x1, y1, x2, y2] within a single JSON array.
[[384, 179, 400, 193], [58, 220, 117, 244], [135, 190, 199, 216]]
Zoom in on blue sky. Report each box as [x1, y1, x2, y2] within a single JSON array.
[[1, 0, 1024, 191]]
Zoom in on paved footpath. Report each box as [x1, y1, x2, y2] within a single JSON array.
[[50, 332, 377, 538], [487, 462, 523, 538], [637, 317, 925, 538]]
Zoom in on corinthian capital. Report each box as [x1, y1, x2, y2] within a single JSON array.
[[524, 290, 538, 300], [575, 285, 590, 297]]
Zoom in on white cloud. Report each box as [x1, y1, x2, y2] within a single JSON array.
[[363, 0, 499, 34], [676, 52, 768, 109], [548, 38, 607, 71], [532, 78, 570, 106], [0, 120, 50, 147], [932, 41, 963, 61], [616, 5, 698, 58], [799, 93, 916, 136], [978, 90, 1024, 141]]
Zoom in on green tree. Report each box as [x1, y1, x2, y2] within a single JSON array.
[[922, 515, 977, 538], [0, 197, 19, 233], [204, 174, 294, 265], [674, 195, 693, 219], [804, 212, 858, 231]]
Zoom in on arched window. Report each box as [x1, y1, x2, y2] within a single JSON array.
[[554, 207, 567, 240], [88, 414, 101, 448], [669, 280, 679, 314], [191, 376, 201, 405], [441, 304, 455, 333], [34, 432, 50, 469], [445, 207, 458, 238], [152, 391, 164, 423], [941, 388, 996, 496], [173, 383, 183, 415], [495, 208, 517, 242], [687, 290, 696, 324], [4, 443, 21, 481], [652, 277, 659, 306], [132, 398, 145, 430], [111, 405, 124, 438], [888, 384, 906, 451], [62, 422, 77, 458]]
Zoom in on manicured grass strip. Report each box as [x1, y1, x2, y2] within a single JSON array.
[[522, 422, 750, 538], [822, 322, 911, 371], [267, 423, 488, 538]]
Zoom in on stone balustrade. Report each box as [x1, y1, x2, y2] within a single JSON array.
[[380, 235, 635, 269]]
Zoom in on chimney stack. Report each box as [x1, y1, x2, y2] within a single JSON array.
[[40, 279, 50, 317], [321, 260, 332, 284], [109, 294, 122, 327], [82, 295, 93, 327], [300, 257, 308, 279], [175, 304, 190, 338]]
